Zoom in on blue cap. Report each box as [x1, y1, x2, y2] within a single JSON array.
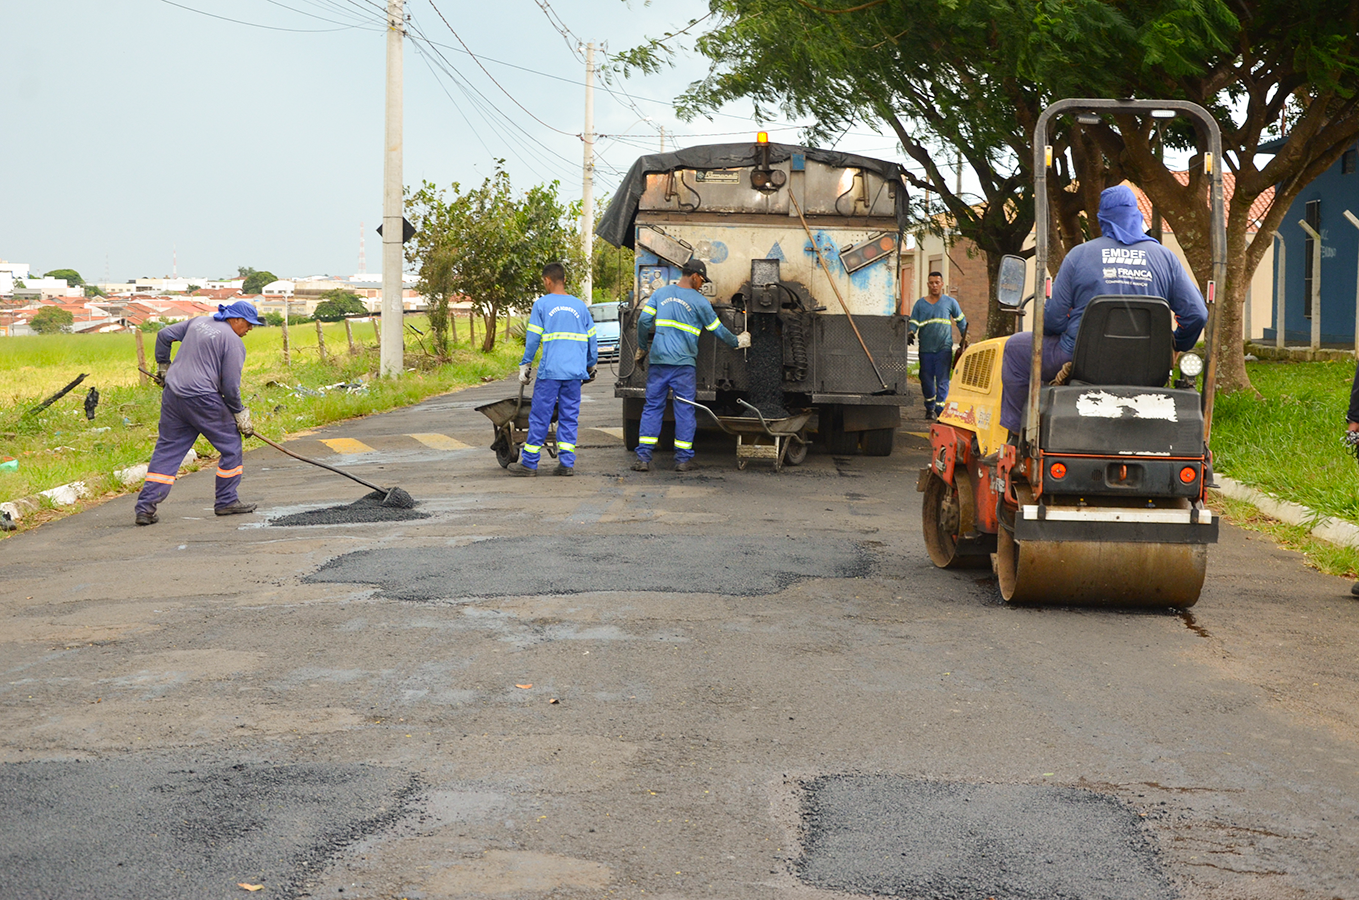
[[213, 300, 263, 325]]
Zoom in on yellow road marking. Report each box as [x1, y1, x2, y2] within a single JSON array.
[[319, 437, 375, 454], [408, 432, 471, 451]]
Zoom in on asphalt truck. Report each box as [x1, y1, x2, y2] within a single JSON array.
[[595, 137, 914, 456]]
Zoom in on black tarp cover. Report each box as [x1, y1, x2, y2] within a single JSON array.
[[595, 142, 910, 249]]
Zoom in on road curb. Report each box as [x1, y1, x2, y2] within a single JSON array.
[[0, 450, 198, 524], [1214, 474, 1359, 551]]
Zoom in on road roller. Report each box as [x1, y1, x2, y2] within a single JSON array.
[[919, 99, 1226, 608]]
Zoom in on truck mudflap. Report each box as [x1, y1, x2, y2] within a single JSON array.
[[1014, 503, 1219, 544]]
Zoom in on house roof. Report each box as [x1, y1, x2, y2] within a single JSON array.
[[1126, 172, 1274, 233]]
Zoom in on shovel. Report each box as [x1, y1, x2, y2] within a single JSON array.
[[251, 431, 415, 509]]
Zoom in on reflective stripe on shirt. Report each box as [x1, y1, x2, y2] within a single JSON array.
[[656, 318, 702, 335]]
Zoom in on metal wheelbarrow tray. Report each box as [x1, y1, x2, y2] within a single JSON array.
[[475, 385, 557, 468], [675, 397, 812, 472]]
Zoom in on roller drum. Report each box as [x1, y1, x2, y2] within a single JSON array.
[[995, 528, 1207, 609]]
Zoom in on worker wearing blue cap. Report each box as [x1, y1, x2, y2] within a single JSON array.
[[134, 300, 263, 525]]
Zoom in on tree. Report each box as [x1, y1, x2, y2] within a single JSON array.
[[30, 307, 74, 334], [239, 268, 277, 295], [632, 0, 1359, 395], [138, 317, 171, 333], [312, 289, 367, 321], [84, 284, 107, 298], [1068, 0, 1359, 395], [592, 197, 635, 302], [44, 268, 84, 286], [406, 165, 585, 354]]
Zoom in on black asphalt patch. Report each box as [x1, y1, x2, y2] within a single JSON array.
[[799, 776, 1176, 900], [0, 756, 418, 900], [270, 491, 430, 526], [305, 534, 875, 599]]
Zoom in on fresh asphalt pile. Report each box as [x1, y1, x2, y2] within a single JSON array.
[[0, 756, 418, 900], [270, 490, 430, 527], [799, 775, 1176, 900], [305, 534, 875, 599]]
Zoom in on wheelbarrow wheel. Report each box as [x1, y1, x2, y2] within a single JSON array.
[[784, 437, 808, 466], [495, 441, 520, 469]]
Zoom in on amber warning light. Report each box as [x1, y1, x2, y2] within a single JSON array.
[[757, 131, 769, 143]]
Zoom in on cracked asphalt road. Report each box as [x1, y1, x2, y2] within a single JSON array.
[[1, 373, 1357, 900]]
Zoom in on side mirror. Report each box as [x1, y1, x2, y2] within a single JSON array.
[[997, 255, 1026, 308]]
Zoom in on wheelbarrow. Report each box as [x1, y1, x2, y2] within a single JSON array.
[[475, 384, 557, 468], [675, 397, 812, 472]]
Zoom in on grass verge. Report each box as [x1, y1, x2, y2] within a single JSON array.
[[1, 318, 521, 536], [1209, 491, 1359, 580]]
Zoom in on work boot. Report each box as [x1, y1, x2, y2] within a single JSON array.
[[674, 461, 694, 473], [134, 511, 159, 526], [554, 464, 574, 476], [630, 459, 650, 472], [506, 462, 537, 477], [214, 501, 257, 516]]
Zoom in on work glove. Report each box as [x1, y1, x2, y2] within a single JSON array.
[[154, 361, 168, 387], [634, 347, 648, 365], [907, 331, 916, 346], [233, 408, 254, 437], [736, 331, 752, 349], [584, 366, 597, 384], [519, 364, 532, 385]]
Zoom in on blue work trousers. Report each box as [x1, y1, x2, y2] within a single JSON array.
[[638, 363, 697, 462], [919, 348, 953, 417], [1000, 331, 1072, 433], [521, 378, 581, 469], [135, 389, 243, 515]]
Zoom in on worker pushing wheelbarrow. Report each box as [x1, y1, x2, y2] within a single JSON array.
[[475, 382, 558, 469], [675, 396, 812, 472]]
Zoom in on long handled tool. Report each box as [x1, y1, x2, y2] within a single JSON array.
[[252, 432, 415, 509], [787, 188, 894, 394]]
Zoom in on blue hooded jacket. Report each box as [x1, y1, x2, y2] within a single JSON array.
[[1045, 185, 1207, 354]]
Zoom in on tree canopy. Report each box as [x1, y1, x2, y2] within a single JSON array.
[[627, 0, 1359, 393], [406, 165, 585, 354], [312, 289, 367, 321], [44, 268, 84, 287], [30, 307, 74, 334], [239, 268, 277, 295]]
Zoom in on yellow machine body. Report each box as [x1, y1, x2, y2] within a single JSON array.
[[935, 337, 1010, 455]]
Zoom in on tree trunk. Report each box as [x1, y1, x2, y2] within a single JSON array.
[[480, 304, 498, 352], [983, 249, 1019, 340], [1211, 222, 1259, 397]]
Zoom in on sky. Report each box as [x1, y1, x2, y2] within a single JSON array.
[[0, 0, 906, 285]]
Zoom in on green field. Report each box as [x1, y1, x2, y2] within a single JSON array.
[[1, 317, 521, 528]]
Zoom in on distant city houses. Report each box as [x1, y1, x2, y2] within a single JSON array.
[[0, 262, 428, 336]]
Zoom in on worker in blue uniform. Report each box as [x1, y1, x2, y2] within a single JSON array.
[[134, 300, 262, 525], [631, 259, 750, 473], [507, 262, 597, 476], [1000, 184, 1207, 436], [908, 271, 967, 420]]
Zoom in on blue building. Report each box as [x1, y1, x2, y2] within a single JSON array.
[[1264, 138, 1359, 345]]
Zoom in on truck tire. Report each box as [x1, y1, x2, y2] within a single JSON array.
[[623, 417, 640, 451], [861, 427, 895, 457], [825, 425, 860, 456]]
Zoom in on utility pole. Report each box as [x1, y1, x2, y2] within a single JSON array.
[[380, 0, 404, 377], [581, 42, 595, 304], [659, 125, 666, 152]]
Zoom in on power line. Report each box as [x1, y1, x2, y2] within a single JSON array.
[[259, 0, 381, 28], [156, 0, 370, 32], [529, 0, 584, 62], [423, 0, 578, 137], [405, 20, 583, 184]]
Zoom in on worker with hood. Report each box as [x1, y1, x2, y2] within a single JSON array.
[[631, 259, 751, 472], [999, 184, 1207, 438], [134, 300, 262, 525]]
